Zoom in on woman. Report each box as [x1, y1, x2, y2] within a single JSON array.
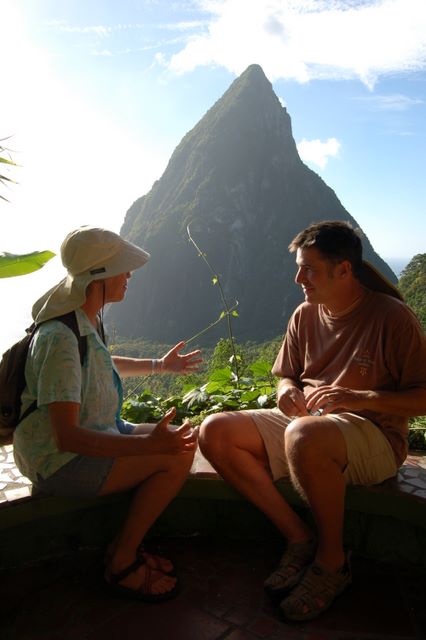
[[13, 226, 202, 601]]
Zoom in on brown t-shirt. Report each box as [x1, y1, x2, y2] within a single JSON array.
[[272, 290, 426, 466]]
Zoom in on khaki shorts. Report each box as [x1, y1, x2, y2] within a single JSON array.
[[245, 408, 398, 486]]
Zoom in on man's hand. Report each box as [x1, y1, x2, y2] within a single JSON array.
[[146, 407, 199, 455], [305, 385, 370, 415], [277, 385, 309, 417]]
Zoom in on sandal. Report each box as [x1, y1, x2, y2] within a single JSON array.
[[105, 542, 175, 575], [105, 556, 179, 603], [264, 539, 316, 598], [280, 554, 352, 621]]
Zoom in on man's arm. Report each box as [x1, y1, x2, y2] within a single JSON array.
[[305, 385, 426, 417]]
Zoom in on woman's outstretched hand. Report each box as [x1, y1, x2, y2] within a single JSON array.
[[160, 341, 202, 374], [147, 407, 198, 455]]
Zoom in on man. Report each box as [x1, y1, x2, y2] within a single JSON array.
[[199, 220, 426, 621]]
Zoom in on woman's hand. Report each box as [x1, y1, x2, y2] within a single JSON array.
[[160, 341, 202, 374], [146, 407, 199, 455]]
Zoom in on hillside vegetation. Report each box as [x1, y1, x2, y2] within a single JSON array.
[[398, 253, 426, 331]]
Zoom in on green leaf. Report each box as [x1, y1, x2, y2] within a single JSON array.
[[208, 367, 233, 384], [0, 250, 56, 278], [212, 276, 218, 285], [231, 310, 239, 317], [249, 360, 273, 378]]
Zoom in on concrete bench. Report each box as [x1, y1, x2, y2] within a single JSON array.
[[1, 448, 425, 570]]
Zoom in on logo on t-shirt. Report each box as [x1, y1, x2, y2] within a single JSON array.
[[354, 349, 374, 376]]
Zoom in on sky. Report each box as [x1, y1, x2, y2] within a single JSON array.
[[1, 0, 426, 353]]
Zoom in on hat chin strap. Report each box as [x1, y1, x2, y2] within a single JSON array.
[[97, 280, 107, 345]]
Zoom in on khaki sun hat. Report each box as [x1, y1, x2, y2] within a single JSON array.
[[32, 226, 150, 323], [359, 261, 403, 301]]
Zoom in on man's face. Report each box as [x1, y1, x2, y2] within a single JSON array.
[[295, 247, 340, 305]]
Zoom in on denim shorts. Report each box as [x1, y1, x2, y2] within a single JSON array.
[[34, 454, 115, 497], [33, 420, 136, 498]]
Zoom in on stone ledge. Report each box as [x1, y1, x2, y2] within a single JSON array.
[[1, 449, 425, 570]]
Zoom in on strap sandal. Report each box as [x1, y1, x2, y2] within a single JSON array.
[[264, 539, 316, 598], [105, 542, 175, 575], [137, 544, 175, 575], [280, 553, 352, 622], [105, 556, 179, 603]]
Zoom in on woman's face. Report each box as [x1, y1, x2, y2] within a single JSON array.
[[103, 272, 132, 303]]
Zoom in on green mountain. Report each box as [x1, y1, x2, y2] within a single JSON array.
[[399, 254, 426, 331], [109, 64, 397, 344]]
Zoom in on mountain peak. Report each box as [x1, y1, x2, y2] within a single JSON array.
[[113, 65, 396, 345]]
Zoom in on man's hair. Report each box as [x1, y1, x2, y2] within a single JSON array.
[[289, 220, 363, 276]]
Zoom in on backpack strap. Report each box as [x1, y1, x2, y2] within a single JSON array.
[[55, 311, 87, 366], [19, 311, 87, 423]]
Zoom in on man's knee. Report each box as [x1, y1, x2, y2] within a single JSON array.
[[285, 417, 323, 464], [285, 416, 347, 470], [199, 412, 233, 458]]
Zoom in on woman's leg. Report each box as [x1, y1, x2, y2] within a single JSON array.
[[99, 449, 194, 594]]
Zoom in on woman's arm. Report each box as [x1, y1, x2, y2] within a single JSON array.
[[112, 341, 202, 378], [48, 403, 198, 457]]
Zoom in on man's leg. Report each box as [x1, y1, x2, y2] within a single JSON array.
[[199, 411, 312, 543], [284, 416, 348, 570], [278, 416, 352, 621]]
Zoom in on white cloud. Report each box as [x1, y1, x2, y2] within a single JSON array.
[[167, 0, 426, 88], [297, 137, 341, 169], [53, 24, 111, 37], [353, 94, 424, 110], [91, 49, 114, 56]]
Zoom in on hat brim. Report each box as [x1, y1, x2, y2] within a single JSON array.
[[32, 238, 150, 323], [359, 261, 403, 301]]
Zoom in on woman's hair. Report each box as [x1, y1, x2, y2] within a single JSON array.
[[288, 220, 363, 277]]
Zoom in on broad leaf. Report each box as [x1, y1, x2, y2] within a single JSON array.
[[0, 250, 56, 278]]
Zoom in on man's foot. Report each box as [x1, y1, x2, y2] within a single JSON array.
[[264, 539, 316, 597], [105, 556, 179, 603], [280, 555, 352, 621]]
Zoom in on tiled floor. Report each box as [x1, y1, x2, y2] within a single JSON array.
[[0, 444, 32, 502], [1, 536, 426, 639], [1, 446, 426, 638]]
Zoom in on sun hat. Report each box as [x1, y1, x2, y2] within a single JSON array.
[[32, 226, 150, 323], [359, 261, 403, 301]]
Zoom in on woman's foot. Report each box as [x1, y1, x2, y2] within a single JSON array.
[[106, 541, 174, 574], [105, 556, 178, 602]]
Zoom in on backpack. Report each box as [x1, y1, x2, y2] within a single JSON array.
[[0, 311, 87, 444]]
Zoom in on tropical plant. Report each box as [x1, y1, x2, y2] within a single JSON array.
[[1, 137, 55, 277], [0, 137, 17, 202], [121, 358, 277, 426]]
